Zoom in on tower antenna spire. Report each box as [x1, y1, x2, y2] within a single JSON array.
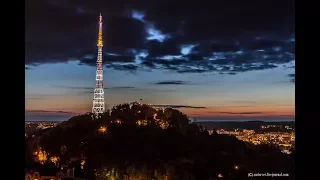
[[92, 14, 105, 116]]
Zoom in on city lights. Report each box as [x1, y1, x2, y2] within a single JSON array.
[[33, 148, 48, 164], [81, 160, 86, 169], [210, 126, 295, 154], [50, 156, 59, 165], [98, 126, 107, 133]]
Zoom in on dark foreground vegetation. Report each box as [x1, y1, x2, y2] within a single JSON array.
[[25, 102, 294, 180]]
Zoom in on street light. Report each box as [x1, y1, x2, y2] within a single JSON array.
[[98, 126, 107, 133]]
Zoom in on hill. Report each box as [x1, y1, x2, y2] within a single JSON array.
[[25, 102, 295, 180]]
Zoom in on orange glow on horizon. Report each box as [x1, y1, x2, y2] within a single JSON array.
[[26, 102, 295, 119], [180, 106, 295, 118]]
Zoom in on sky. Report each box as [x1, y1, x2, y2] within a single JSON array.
[[25, 0, 295, 121]]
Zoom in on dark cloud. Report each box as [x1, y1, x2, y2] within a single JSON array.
[[53, 85, 95, 90], [145, 0, 294, 39], [25, 97, 42, 100], [105, 16, 146, 49], [106, 64, 138, 72], [79, 53, 140, 73], [152, 105, 206, 109], [54, 85, 179, 95], [79, 54, 136, 66], [287, 74, 295, 78], [140, 51, 282, 74], [178, 69, 207, 73], [154, 80, 188, 85], [54, 85, 135, 90], [141, 61, 156, 68], [110, 86, 135, 89], [26, 0, 294, 74], [192, 42, 241, 56], [288, 74, 295, 83], [187, 54, 205, 61], [26, 110, 73, 114], [146, 39, 181, 58], [246, 39, 282, 51], [141, 58, 187, 70], [26, 0, 146, 66], [218, 112, 263, 115]]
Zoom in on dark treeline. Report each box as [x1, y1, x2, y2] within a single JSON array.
[[25, 102, 294, 180]]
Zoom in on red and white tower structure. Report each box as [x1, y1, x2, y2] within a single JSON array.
[[92, 14, 105, 115]]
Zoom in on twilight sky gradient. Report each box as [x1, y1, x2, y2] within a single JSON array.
[[25, 0, 295, 121]]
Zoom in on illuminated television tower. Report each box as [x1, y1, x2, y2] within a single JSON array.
[[92, 14, 105, 115]]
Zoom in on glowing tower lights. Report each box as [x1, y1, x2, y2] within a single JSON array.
[[92, 13, 105, 115]]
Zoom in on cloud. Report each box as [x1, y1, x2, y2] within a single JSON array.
[[144, 0, 294, 39], [54, 85, 135, 90], [79, 54, 136, 66], [218, 112, 263, 115], [154, 80, 188, 85], [53, 85, 95, 90], [54, 85, 177, 94], [152, 105, 206, 109], [192, 42, 241, 56], [131, 10, 145, 22], [287, 73, 295, 83], [287, 74, 295, 78], [146, 39, 182, 58], [25, 0, 294, 75], [105, 64, 138, 72], [181, 44, 197, 55], [26, 110, 74, 114], [25, 97, 42, 100], [25, 109, 77, 121], [110, 86, 135, 89], [26, 1, 146, 66], [246, 40, 282, 51], [25, 66, 33, 70]]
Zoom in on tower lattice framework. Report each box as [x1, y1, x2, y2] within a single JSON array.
[[92, 14, 105, 115]]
